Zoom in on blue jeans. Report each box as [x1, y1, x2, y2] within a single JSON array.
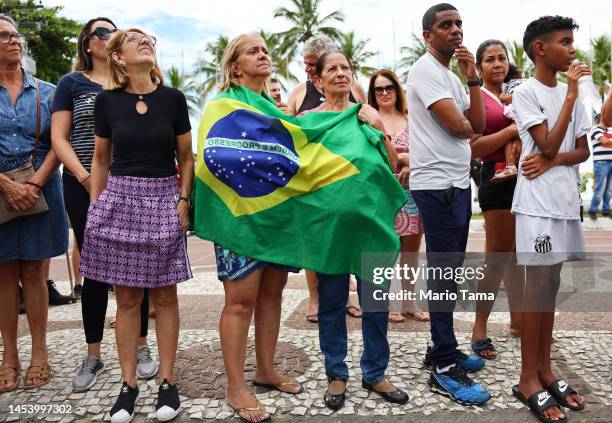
[[411, 187, 471, 368], [589, 160, 612, 214], [317, 273, 389, 383]]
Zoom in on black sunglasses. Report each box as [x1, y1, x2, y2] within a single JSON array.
[[374, 84, 396, 95], [89, 27, 117, 40]]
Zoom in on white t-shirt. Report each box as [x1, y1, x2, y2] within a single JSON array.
[[511, 78, 591, 220], [406, 53, 471, 190]]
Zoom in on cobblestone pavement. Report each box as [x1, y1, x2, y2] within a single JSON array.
[[1, 231, 611, 422]]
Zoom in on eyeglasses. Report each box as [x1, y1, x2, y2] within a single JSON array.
[[0, 31, 26, 44], [374, 84, 396, 95], [89, 27, 117, 41], [124, 32, 157, 46]]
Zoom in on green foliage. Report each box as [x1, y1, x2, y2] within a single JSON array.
[[194, 35, 229, 97], [165, 66, 202, 118], [590, 35, 611, 95], [1, 0, 80, 83], [506, 40, 534, 78], [397, 33, 427, 82], [580, 171, 594, 193], [337, 31, 377, 80], [273, 0, 344, 46], [258, 30, 299, 90]]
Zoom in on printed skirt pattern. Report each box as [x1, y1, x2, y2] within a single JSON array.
[[80, 175, 192, 287]]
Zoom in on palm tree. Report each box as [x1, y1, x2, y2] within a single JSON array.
[[273, 0, 345, 46], [507, 40, 534, 78], [258, 30, 300, 90], [194, 35, 229, 97], [397, 33, 427, 82], [590, 35, 611, 96], [165, 66, 201, 117], [338, 31, 377, 79]]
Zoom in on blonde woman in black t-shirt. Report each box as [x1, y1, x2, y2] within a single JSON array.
[[79, 28, 194, 423]]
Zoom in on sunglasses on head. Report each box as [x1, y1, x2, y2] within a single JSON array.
[[374, 84, 396, 95], [124, 31, 157, 46], [89, 27, 117, 40]]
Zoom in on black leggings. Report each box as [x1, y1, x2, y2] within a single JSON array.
[[63, 172, 149, 344]]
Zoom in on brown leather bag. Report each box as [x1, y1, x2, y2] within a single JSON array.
[[0, 79, 49, 224]]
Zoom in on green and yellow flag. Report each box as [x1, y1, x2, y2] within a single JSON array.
[[194, 85, 405, 278]]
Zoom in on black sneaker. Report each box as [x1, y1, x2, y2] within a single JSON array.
[[110, 382, 139, 423], [156, 379, 180, 421], [47, 280, 71, 305], [589, 211, 598, 221], [603, 211, 611, 218], [74, 284, 83, 299]]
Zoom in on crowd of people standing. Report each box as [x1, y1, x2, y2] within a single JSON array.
[[1, 3, 611, 423]]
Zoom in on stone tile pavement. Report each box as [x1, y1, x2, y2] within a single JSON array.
[[1, 233, 611, 422]]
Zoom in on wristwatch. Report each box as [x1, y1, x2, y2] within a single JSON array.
[[467, 79, 483, 87], [177, 196, 191, 207]]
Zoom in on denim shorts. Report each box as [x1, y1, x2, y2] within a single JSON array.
[[214, 243, 300, 281]]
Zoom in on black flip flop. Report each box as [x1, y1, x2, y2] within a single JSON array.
[[546, 379, 585, 411], [512, 385, 566, 423]]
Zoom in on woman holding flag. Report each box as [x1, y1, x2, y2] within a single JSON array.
[[198, 33, 304, 423], [194, 35, 407, 419], [299, 52, 408, 411]]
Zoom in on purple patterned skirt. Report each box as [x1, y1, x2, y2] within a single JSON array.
[[80, 175, 192, 288]]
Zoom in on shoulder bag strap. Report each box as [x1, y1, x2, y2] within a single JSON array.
[[31, 78, 41, 163]]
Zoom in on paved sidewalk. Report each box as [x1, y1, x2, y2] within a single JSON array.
[[1, 232, 611, 422]]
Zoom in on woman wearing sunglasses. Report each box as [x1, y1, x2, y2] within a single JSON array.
[[367, 70, 428, 323], [52, 17, 158, 395], [79, 28, 193, 423]]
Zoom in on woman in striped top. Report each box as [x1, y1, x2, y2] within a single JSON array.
[[51, 17, 157, 394]]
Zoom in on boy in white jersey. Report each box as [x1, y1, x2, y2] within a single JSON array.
[[511, 16, 591, 423]]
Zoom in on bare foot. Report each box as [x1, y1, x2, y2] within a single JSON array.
[[227, 386, 270, 423], [0, 362, 20, 392], [253, 370, 303, 394], [346, 303, 361, 318], [401, 303, 429, 321], [388, 312, 406, 323]]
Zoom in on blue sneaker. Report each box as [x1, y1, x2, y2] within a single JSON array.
[[456, 350, 485, 372], [428, 366, 491, 406], [423, 347, 484, 373]]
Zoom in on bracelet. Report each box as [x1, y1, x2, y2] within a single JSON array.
[[79, 174, 91, 184], [178, 196, 191, 207], [25, 181, 42, 190]]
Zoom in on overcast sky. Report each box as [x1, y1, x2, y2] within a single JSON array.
[[45, 0, 610, 87], [41, 1, 610, 173]]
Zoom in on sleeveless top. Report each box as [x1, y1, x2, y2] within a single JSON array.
[[297, 80, 357, 114]]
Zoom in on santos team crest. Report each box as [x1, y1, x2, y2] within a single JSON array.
[[197, 97, 359, 217]]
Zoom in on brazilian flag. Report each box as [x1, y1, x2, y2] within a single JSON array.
[[194, 85, 405, 279]]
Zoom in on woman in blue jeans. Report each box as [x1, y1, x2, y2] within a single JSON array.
[[301, 50, 408, 411]]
